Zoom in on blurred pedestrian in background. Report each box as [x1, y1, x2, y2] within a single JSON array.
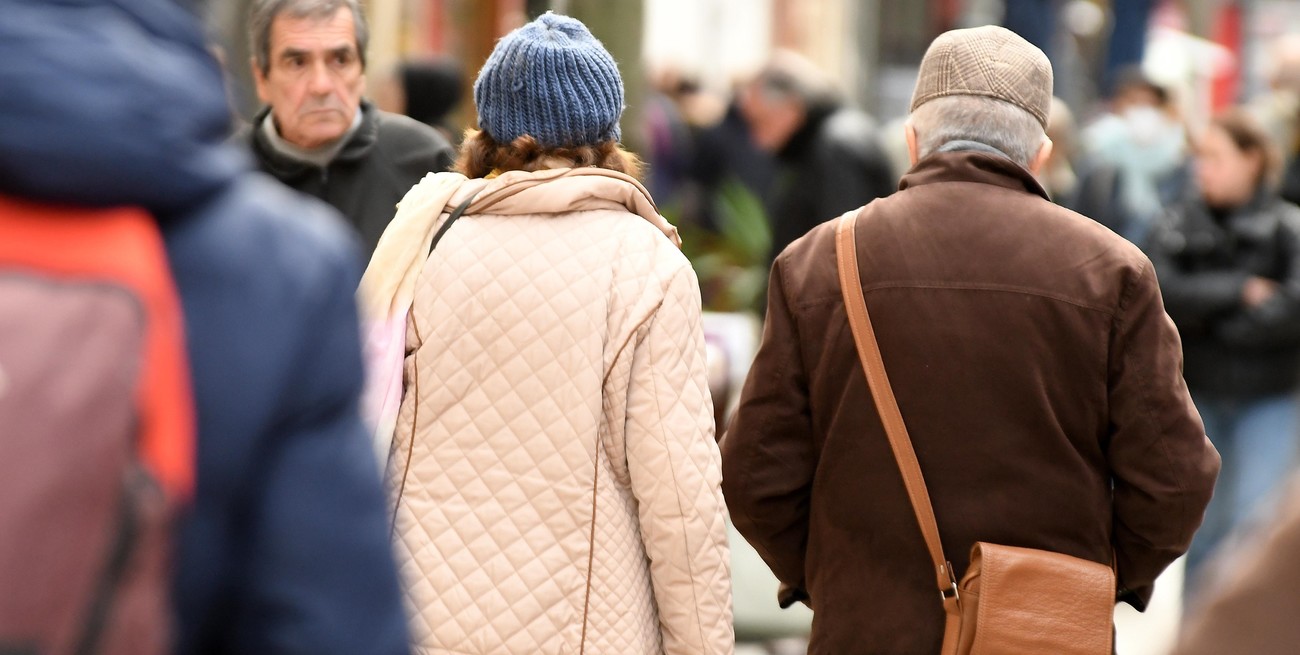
[[679, 82, 777, 236], [640, 68, 700, 209], [1146, 109, 1300, 600], [739, 51, 896, 267], [239, 0, 454, 256], [1171, 475, 1300, 655], [1078, 68, 1190, 245], [723, 25, 1218, 653], [0, 0, 410, 653], [376, 57, 466, 144], [360, 12, 733, 655], [1038, 97, 1080, 201], [1256, 35, 1300, 208]]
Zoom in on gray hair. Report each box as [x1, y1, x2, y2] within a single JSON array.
[[908, 95, 1047, 168], [752, 50, 841, 112], [249, 0, 369, 75]]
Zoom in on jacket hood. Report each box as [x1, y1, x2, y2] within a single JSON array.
[[460, 167, 681, 247], [0, 0, 245, 215]]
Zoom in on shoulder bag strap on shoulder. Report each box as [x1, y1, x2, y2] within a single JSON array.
[[428, 193, 478, 256], [834, 210, 958, 599]]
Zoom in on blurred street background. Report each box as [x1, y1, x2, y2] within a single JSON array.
[[197, 1, 1300, 653]]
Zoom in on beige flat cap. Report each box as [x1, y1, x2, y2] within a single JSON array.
[[910, 25, 1053, 128]]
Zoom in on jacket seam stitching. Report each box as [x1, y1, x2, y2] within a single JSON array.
[[390, 315, 422, 539], [585, 276, 669, 653], [642, 278, 710, 650], [1115, 260, 1194, 586], [578, 409, 601, 655], [791, 281, 1117, 315]]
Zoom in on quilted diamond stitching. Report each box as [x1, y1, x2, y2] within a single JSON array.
[[391, 207, 732, 654]]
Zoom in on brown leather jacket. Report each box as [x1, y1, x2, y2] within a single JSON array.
[[722, 149, 1220, 654]]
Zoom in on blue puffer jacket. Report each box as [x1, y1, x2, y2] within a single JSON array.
[[0, 1, 410, 654]]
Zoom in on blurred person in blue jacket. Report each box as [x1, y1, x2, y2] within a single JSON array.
[[0, 1, 410, 653]]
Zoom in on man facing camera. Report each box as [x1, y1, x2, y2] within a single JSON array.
[[243, 0, 454, 255]]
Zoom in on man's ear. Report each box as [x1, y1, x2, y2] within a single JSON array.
[[905, 122, 919, 166], [252, 58, 270, 105], [1028, 138, 1054, 176]]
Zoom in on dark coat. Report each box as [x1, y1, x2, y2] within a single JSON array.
[[0, 2, 410, 653], [243, 102, 454, 255], [723, 149, 1219, 654], [767, 106, 897, 267], [1147, 192, 1300, 398]]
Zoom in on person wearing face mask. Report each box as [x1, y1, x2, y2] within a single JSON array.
[[1148, 109, 1300, 601], [1078, 68, 1190, 245], [241, 0, 455, 257]]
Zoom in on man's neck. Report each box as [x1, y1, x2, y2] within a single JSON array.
[[935, 140, 1013, 161], [261, 108, 363, 168]]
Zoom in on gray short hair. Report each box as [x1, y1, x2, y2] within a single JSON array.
[[752, 50, 840, 112], [908, 95, 1047, 168], [250, 0, 369, 75]]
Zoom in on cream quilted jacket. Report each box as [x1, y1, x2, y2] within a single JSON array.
[[389, 168, 734, 655]]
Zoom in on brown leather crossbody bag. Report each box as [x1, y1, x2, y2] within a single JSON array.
[[833, 210, 1116, 654]]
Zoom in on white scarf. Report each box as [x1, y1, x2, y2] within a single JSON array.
[[356, 171, 473, 471]]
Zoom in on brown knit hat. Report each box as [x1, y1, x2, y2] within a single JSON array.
[[910, 25, 1053, 128]]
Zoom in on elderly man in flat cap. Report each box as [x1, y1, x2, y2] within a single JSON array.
[[722, 26, 1220, 653]]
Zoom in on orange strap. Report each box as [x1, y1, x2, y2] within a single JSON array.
[[834, 210, 956, 598]]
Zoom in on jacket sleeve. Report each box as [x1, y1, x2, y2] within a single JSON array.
[[1215, 213, 1300, 348], [625, 265, 734, 655], [721, 258, 816, 606], [1147, 211, 1250, 326], [232, 257, 411, 655], [1106, 258, 1221, 610]]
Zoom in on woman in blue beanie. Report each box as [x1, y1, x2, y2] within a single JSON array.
[[360, 12, 734, 655]]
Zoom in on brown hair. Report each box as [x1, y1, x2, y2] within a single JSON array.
[[1208, 109, 1283, 189], [454, 129, 643, 180]]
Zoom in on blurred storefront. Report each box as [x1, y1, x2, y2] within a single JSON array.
[[207, 0, 1289, 131]]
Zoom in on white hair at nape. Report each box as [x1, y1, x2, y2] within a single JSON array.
[[908, 95, 1047, 168]]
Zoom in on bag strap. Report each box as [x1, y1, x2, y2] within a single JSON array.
[[834, 210, 959, 601], [428, 193, 478, 256], [391, 190, 480, 530]]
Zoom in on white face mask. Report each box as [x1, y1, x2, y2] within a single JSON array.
[[1123, 106, 1177, 147]]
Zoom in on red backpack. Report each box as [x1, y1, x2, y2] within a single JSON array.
[[0, 195, 194, 655]]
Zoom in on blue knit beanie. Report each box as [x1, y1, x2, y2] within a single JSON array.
[[473, 12, 624, 148]]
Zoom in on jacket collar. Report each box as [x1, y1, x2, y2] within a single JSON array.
[[251, 100, 379, 177], [1185, 187, 1284, 242], [461, 167, 681, 247], [776, 103, 836, 162], [899, 148, 1051, 202]]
